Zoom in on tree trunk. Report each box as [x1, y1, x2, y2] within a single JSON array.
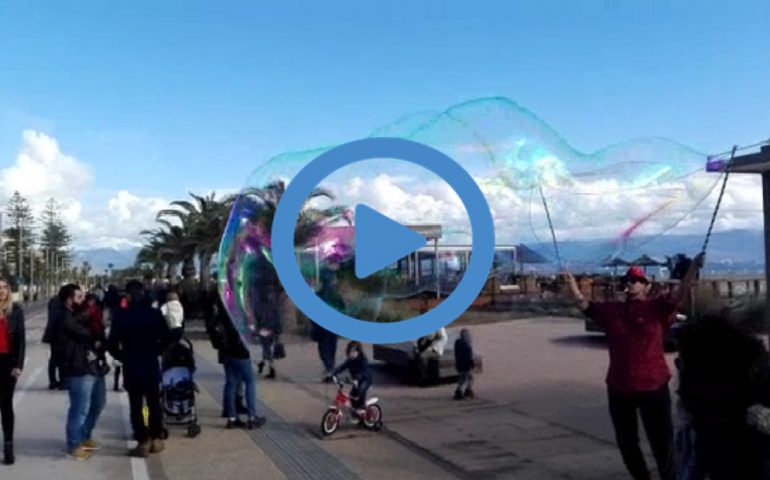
[[155, 263, 165, 281], [199, 252, 213, 290], [166, 262, 179, 281], [182, 257, 196, 280]]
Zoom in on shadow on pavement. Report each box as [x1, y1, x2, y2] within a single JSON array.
[[370, 364, 458, 388], [549, 334, 607, 350]]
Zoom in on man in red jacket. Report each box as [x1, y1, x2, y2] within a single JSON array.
[[565, 253, 702, 480]]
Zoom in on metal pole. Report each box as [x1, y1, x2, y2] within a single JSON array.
[[434, 239, 440, 299], [29, 246, 34, 302], [415, 252, 420, 286], [18, 222, 23, 287], [762, 172, 770, 344]]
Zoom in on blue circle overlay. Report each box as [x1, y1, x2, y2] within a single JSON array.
[[272, 137, 496, 344]]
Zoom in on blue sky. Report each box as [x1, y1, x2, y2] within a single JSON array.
[[0, 1, 768, 248]]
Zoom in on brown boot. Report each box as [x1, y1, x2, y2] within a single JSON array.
[[150, 439, 165, 454], [129, 442, 150, 458]]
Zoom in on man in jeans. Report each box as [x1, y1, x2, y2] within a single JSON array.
[[57, 284, 106, 461], [565, 255, 701, 480], [108, 280, 169, 457]]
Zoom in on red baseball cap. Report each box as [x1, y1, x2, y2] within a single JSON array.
[[623, 266, 649, 284]]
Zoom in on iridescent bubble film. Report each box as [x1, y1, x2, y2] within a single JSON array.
[[218, 96, 718, 339]]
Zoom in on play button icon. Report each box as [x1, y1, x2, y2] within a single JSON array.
[[354, 204, 428, 279], [271, 137, 495, 343]]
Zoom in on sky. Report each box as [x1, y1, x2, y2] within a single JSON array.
[[0, 1, 768, 250]]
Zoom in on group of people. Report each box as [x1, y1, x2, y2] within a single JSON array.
[[42, 280, 182, 460], [566, 256, 770, 480], [2, 252, 769, 477]]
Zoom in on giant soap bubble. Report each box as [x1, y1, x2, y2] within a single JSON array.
[[218, 96, 719, 340]]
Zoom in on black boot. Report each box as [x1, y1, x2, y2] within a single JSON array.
[[464, 388, 475, 399], [4, 441, 14, 465], [226, 418, 245, 429], [453, 390, 464, 401], [257, 362, 265, 375], [247, 416, 266, 430], [266, 367, 276, 379]]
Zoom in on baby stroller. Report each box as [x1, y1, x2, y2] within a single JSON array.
[[161, 336, 202, 438]]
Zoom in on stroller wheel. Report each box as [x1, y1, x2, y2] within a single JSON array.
[[187, 423, 202, 438]]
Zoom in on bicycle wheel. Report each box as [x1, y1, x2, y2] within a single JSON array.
[[320, 409, 340, 436], [362, 404, 382, 430]]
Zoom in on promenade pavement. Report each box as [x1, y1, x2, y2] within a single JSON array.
[[7, 307, 672, 479]]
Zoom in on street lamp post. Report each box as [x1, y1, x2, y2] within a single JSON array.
[[28, 246, 34, 302]]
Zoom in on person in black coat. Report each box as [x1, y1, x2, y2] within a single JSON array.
[[205, 296, 266, 430], [42, 295, 64, 390], [453, 328, 476, 400], [313, 268, 343, 377], [0, 277, 25, 465], [256, 287, 282, 379], [203, 288, 248, 417], [108, 280, 170, 457]]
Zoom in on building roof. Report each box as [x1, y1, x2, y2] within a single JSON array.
[[707, 145, 770, 174]]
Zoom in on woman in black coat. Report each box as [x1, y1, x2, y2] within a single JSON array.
[[0, 277, 25, 465]]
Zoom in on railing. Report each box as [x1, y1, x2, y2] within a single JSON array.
[[478, 275, 767, 304], [698, 277, 766, 299]]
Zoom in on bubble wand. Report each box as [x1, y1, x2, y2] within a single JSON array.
[[538, 183, 563, 270]]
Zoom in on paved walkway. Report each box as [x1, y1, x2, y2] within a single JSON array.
[[6, 307, 672, 479]]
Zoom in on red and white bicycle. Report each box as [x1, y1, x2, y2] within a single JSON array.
[[320, 376, 383, 436]]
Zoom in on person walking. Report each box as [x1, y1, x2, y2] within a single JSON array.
[[453, 328, 476, 400], [108, 280, 170, 457], [207, 296, 266, 430], [43, 295, 63, 390], [313, 268, 343, 378], [58, 284, 105, 461], [565, 255, 701, 480], [203, 293, 248, 418], [256, 289, 281, 379], [0, 277, 25, 465]]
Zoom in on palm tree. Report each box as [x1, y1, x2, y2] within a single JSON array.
[[81, 261, 91, 287], [234, 180, 346, 248], [156, 192, 232, 289], [136, 181, 350, 296], [229, 180, 351, 294], [136, 243, 165, 279], [139, 224, 192, 281]]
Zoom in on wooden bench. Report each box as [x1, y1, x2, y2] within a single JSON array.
[[372, 328, 484, 384]]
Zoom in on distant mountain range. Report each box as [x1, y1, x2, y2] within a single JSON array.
[[522, 229, 765, 275], [71, 248, 140, 273], [71, 229, 766, 277]]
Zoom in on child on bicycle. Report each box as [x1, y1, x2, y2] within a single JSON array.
[[329, 341, 372, 416]]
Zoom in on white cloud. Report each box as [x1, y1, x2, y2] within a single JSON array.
[[0, 130, 93, 209], [332, 165, 763, 249], [0, 129, 763, 255], [1, 131, 170, 250], [80, 190, 170, 249]]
